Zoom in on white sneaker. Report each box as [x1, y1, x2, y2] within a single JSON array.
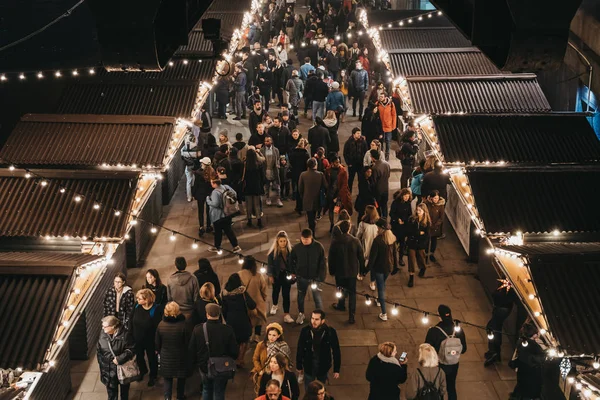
[[379, 313, 388, 321], [284, 314, 295, 324], [208, 246, 219, 252], [266, 198, 272, 206], [370, 282, 376, 291], [357, 274, 363, 281], [270, 305, 278, 315], [232, 246, 242, 253], [376, 300, 381, 307], [296, 312, 305, 325], [276, 199, 284, 207]]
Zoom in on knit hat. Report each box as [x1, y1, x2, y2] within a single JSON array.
[[375, 219, 389, 230], [438, 304, 453, 322], [206, 303, 221, 318], [266, 322, 284, 335], [200, 157, 212, 165], [331, 81, 340, 89]]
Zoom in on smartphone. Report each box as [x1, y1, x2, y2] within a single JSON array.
[[399, 352, 407, 362]]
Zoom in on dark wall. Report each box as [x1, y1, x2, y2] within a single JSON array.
[[162, 144, 186, 205], [126, 186, 163, 268], [32, 341, 71, 400], [536, 63, 579, 111]]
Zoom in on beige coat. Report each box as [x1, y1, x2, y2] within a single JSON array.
[[238, 269, 267, 327]]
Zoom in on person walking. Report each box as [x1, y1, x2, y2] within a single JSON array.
[[166, 257, 199, 328], [290, 229, 326, 325], [252, 322, 293, 375], [221, 273, 257, 368], [370, 149, 391, 219], [350, 61, 369, 119], [324, 155, 352, 233], [406, 343, 447, 400], [207, 178, 242, 253], [406, 204, 431, 287], [311, 72, 329, 123], [131, 289, 162, 387], [289, 139, 310, 214], [261, 136, 285, 208], [267, 231, 296, 324], [329, 220, 364, 324], [398, 128, 420, 188], [268, 116, 292, 157], [296, 310, 341, 387], [97, 316, 135, 400], [343, 127, 368, 191], [193, 157, 215, 236], [258, 354, 300, 400], [233, 63, 248, 120], [243, 146, 266, 228], [368, 219, 396, 321], [286, 70, 304, 116], [411, 159, 426, 205], [189, 303, 239, 400], [484, 281, 517, 367], [325, 82, 344, 113], [366, 342, 408, 400], [390, 189, 413, 269], [238, 257, 268, 342], [181, 127, 200, 202], [509, 323, 545, 400], [356, 205, 380, 284], [322, 110, 340, 155], [425, 305, 467, 400], [424, 190, 446, 263], [298, 158, 328, 236], [256, 63, 274, 112], [156, 302, 190, 400], [376, 92, 397, 161], [354, 166, 377, 223], [193, 258, 221, 297], [142, 269, 168, 306], [103, 273, 135, 332], [307, 117, 331, 155]]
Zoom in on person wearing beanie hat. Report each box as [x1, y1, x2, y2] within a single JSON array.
[[367, 218, 397, 321], [424, 304, 467, 400], [326, 80, 345, 113], [252, 322, 292, 376]]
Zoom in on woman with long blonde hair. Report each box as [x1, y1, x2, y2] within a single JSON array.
[[267, 231, 295, 324], [406, 203, 431, 287], [406, 344, 447, 400], [357, 205, 380, 286]]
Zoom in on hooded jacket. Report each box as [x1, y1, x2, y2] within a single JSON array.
[[377, 99, 397, 132], [308, 122, 331, 153], [357, 221, 379, 260], [367, 231, 397, 275], [155, 314, 191, 378], [425, 197, 446, 238], [326, 89, 345, 111], [290, 240, 326, 282], [366, 353, 408, 400], [103, 286, 135, 330], [166, 271, 200, 312]]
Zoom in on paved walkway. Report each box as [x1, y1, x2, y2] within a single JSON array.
[[68, 105, 516, 399]]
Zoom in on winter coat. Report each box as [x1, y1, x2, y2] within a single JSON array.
[[289, 147, 310, 181], [142, 283, 168, 306], [243, 160, 265, 196], [363, 149, 385, 167], [221, 286, 257, 344], [192, 168, 214, 199], [410, 171, 424, 196], [290, 240, 326, 281], [372, 159, 391, 194], [103, 287, 135, 330], [357, 221, 379, 260], [286, 77, 304, 107], [399, 137, 419, 167], [238, 269, 268, 328], [308, 124, 331, 154], [377, 100, 397, 132], [296, 324, 341, 376], [361, 106, 382, 145], [367, 232, 396, 275], [97, 328, 135, 389], [326, 89, 345, 111], [260, 145, 281, 184], [268, 126, 292, 155], [300, 63, 316, 81], [366, 353, 408, 400], [166, 271, 199, 312], [131, 304, 163, 346], [343, 136, 368, 167], [425, 198, 446, 238], [406, 218, 430, 250], [325, 52, 341, 72], [405, 366, 447, 400], [234, 71, 247, 92], [323, 117, 340, 154], [390, 199, 412, 239], [421, 170, 451, 200], [350, 68, 369, 93], [206, 183, 236, 222], [252, 340, 293, 374], [193, 268, 221, 297], [259, 370, 300, 400], [189, 319, 239, 374], [267, 250, 292, 281], [293, 20, 305, 43], [155, 314, 190, 378], [328, 233, 364, 278], [324, 164, 352, 214], [355, 174, 377, 214], [509, 338, 545, 398], [221, 157, 244, 196], [298, 169, 328, 212], [215, 78, 230, 105], [425, 320, 467, 361], [193, 297, 221, 325], [313, 80, 330, 102], [249, 110, 266, 136]]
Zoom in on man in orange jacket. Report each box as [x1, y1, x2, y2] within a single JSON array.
[[254, 379, 291, 400], [376, 92, 397, 161]]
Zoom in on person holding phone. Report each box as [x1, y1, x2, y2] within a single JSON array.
[[365, 341, 408, 400]]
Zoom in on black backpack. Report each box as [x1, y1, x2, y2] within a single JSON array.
[[416, 368, 443, 400]]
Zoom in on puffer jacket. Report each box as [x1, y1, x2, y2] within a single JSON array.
[[406, 218, 430, 250], [350, 68, 369, 93], [156, 314, 190, 378], [377, 100, 397, 132], [425, 197, 446, 237], [326, 89, 345, 111], [103, 286, 135, 330], [97, 328, 135, 389], [390, 198, 413, 238]]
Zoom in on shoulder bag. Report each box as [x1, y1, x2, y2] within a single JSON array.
[[202, 323, 237, 380], [107, 338, 141, 385]]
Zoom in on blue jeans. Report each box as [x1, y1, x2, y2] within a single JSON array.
[[374, 272, 388, 314], [201, 374, 228, 400], [383, 131, 392, 160], [297, 277, 323, 314], [312, 101, 325, 122]]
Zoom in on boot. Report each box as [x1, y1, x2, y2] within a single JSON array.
[[246, 220, 253, 228], [349, 313, 356, 324], [418, 267, 426, 278], [408, 275, 414, 287], [257, 219, 263, 228]]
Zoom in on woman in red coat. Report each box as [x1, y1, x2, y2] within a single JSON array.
[[324, 155, 353, 233]]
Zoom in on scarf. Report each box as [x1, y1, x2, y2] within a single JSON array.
[[377, 352, 400, 366]]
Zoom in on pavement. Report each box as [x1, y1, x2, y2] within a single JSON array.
[[68, 104, 516, 399]]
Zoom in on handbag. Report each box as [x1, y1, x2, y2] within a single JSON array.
[[202, 323, 237, 380], [107, 338, 141, 385], [333, 199, 342, 214]]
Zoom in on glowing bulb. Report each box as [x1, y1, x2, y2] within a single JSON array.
[[335, 35, 341, 40], [170, 234, 176, 241], [0, 75, 6, 81], [584, 389, 592, 397], [365, 297, 372, 306], [40, 180, 48, 187], [114, 210, 121, 216], [552, 229, 560, 236], [418, 16, 423, 21], [521, 339, 529, 347], [59, 188, 66, 193], [475, 229, 481, 234], [238, 256, 244, 264], [89, 68, 95, 75], [422, 313, 429, 324], [568, 377, 575, 384], [408, 19, 413, 23], [37, 72, 44, 78], [49, 361, 55, 367], [45, 235, 51, 240], [74, 195, 81, 202], [151, 227, 158, 234], [528, 294, 535, 300], [487, 330, 494, 340], [259, 266, 267, 274], [438, 11, 443, 15], [576, 382, 582, 390], [311, 282, 318, 290], [192, 242, 199, 249], [9, 165, 15, 171], [68, 304, 76, 311], [55, 71, 62, 77], [391, 306, 399, 316], [286, 274, 293, 280], [217, 249, 223, 255], [183, 59, 189, 65], [130, 219, 137, 225], [335, 289, 343, 298], [169, 61, 174, 66], [93, 203, 100, 210], [594, 360, 600, 369], [540, 328, 547, 335], [124, 234, 130, 239], [534, 311, 541, 317], [19, 73, 25, 80], [62, 321, 70, 327], [74, 288, 81, 294], [548, 348, 557, 357], [454, 321, 461, 332], [24, 172, 31, 179], [57, 339, 65, 346]]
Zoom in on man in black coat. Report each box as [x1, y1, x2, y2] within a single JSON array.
[[308, 117, 331, 155], [484, 282, 518, 367], [268, 116, 292, 156], [303, 70, 319, 117], [189, 303, 238, 399], [256, 62, 274, 112], [425, 304, 467, 400], [296, 309, 341, 387], [311, 73, 330, 123], [325, 45, 341, 80], [249, 101, 266, 137], [329, 221, 365, 323], [421, 161, 451, 201], [343, 127, 368, 191], [398, 127, 420, 188], [509, 323, 545, 400]]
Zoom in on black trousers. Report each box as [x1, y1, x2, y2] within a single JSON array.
[[352, 90, 366, 116], [196, 197, 211, 228], [263, 89, 272, 112], [272, 273, 292, 313], [306, 210, 317, 236], [214, 216, 238, 248], [335, 276, 357, 316], [441, 363, 459, 400], [486, 307, 512, 355], [164, 377, 186, 399], [107, 383, 130, 400], [377, 192, 389, 219], [135, 341, 158, 378], [400, 164, 412, 188], [347, 164, 362, 192]]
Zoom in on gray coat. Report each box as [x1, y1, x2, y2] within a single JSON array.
[[166, 271, 199, 312], [286, 77, 304, 107], [260, 145, 281, 185], [298, 169, 327, 212], [372, 159, 391, 194]]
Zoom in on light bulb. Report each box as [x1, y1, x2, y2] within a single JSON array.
[[528, 294, 535, 300], [114, 210, 121, 216], [286, 274, 293, 280], [37, 72, 44, 78], [59, 188, 66, 193], [335, 289, 343, 298], [170, 234, 176, 241], [539, 329, 547, 335], [548, 348, 557, 357], [238, 256, 244, 264], [534, 311, 541, 317], [9, 165, 15, 171], [49, 361, 55, 367], [422, 313, 429, 324], [124, 234, 130, 239], [40, 180, 48, 187], [62, 321, 70, 327], [183, 59, 189, 65], [74, 195, 81, 202], [552, 229, 560, 236], [89, 68, 95, 75], [576, 382, 582, 390], [57, 339, 64, 346], [487, 330, 494, 340], [365, 297, 372, 306], [454, 321, 461, 332], [68, 304, 76, 311], [310, 282, 318, 290], [217, 249, 223, 255], [391, 306, 399, 316], [24, 172, 31, 179], [169, 61, 174, 66], [192, 242, 199, 249], [259, 266, 267, 274], [568, 377, 575, 384], [19, 73, 25, 80], [74, 288, 81, 294], [594, 360, 600, 369], [130, 219, 137, 225], [438, 11, 442, 15], [521, 339, 528, 347], [151, 227, 158, 233], [93, 204, 100, 210], [55, 71, 61, 77]]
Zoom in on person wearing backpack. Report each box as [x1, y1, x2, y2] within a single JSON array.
[[425, 305, 467, 400], [206, 178, 242, 253], [406, 343, 446, 400]]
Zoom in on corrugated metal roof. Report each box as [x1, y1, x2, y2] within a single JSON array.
[[55, 82, 199, 117], [0, 269, 72, 369], [175, 13, 245, 57], [175, 31, 213, 57], [407, 75, 551, 114], [380, 27, 472, 50], [93, 59, 216, 82], [501, 242, 600, 255], [0, 252, 99, 267], [433, 114, 600, 164], [390, 49, 500, 77], [467, 168, 600, 234], [527, 253, 600, 354], [0, 114, 176, 168], [368, 10, 454, 28], [0, 175, 137, 239], [207, 0, 252, 12]]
